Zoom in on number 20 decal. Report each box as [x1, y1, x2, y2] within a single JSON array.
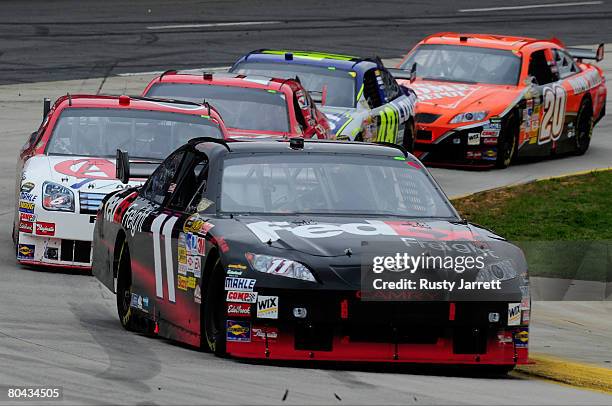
[[539, 85, 567, 145]]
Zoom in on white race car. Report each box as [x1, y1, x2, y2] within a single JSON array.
[[13, 94, 227, 270]]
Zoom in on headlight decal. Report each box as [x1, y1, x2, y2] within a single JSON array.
[[245, 252, 317, 282], [42, 181, 75, 212]]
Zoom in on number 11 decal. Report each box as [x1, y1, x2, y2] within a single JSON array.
[[539, 84, 567, 145]]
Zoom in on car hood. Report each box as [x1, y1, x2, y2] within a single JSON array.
[[320, 106, 356, 135], [407, 79, 522, 118], [216, 215, 526, 296], [23, 155, 144, 193]]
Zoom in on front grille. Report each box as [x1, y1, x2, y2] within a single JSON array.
[[79, 192, 106, 214], [415, 112, 441, 124], [416, 129, 433, 141], [60, 239, 91, 263]]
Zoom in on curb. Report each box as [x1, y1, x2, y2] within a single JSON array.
[[449, 167, 612, 200], [514, 354, 612, 394]]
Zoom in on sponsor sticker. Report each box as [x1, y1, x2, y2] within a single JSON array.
[[187, 255, 201, 273], [226, 320, 251, 342], [514, 329, 529, 348], [187, 276, 197, 289], [20, 212, 35, 222], [508, 303, 521, 326], [482, 137, 497, 145], [225, 277, 256, 292], [20, 182, 35, 193], [20, 191, 38, 202], [178, 263, 188, 276], [19, 221, 33, 234], [467, 133, 480, 146], [522, 309, 531, 323], [17, 244, 35, 259], [482, 149, 497, 161], [19, 201, 35, 214], [186, 233, 206, 255], [178, 247, 187, 265], [256, 296, 279, 319], [481, 129, 499, 137], [130, 293, 149, 313], [194, 285, 202, 304], [227, 268, 243, 276], [252, 326, 279, 342], [35, 222, 55, 236], [177, 275, 189, 291], [227, 303, 251, 317], [226, 290, 257, 303]]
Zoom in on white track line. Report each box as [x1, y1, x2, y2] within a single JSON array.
[[147, 21, 280, 30], [458, 1, 602, 12]]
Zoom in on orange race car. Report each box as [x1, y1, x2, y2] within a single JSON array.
[[391, 33, 606, 168]]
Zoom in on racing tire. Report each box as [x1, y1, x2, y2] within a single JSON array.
[[495, 113, 519, 169], [203, 258, 227, 356], [116, 241, 138, 332], [574, 99, 593, 156], [402, 120, 416, 153]]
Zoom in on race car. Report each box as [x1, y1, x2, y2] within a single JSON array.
[[143, 71, 331, 140], [92, 137, 530, 368], [229, 50, 418, 151], [392, 33, 606, 168], [13, 94, 227, 269]]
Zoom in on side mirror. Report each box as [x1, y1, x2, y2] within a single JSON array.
[[43, 98, 51, 120], [409, 62, 417, 83], [596, 43, 604, 61], [116, 149, 130, 184], [321, 84, 328, 106]]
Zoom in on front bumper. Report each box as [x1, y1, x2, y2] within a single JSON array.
[[414, 123, 500, 168], [225, 291, 529, 365], [17, 210, 98, 269]]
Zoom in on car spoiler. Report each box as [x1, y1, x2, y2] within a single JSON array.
[[567, 43, 604, 62], [116, 149, 159, 184], [387, 63, 417, 83]]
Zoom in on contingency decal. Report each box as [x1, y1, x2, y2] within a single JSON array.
[[508, 303, 521, 326], [410, 83, 482, 109], [226, 320, 251, 342], [17, 244, 35, 260], [256, 296, 279, 319]]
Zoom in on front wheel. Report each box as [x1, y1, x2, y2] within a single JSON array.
[[496, 115, 518, 169], [203, 259, 227, 355], [574, 100, 593, 155]]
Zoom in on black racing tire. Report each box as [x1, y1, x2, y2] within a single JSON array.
[[481, 365, 516, 377], [402, 120, 416, 153], [574, 99, 593, 156], [495, 113, 519, 169], [116, 241, 137, 331], [203, 258, 227, 356]]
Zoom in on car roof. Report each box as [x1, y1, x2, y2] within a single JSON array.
[[195, 139, 409, 158], [52, 94, 220, 116], [150, 72, 301, 92], [235, 49, 380, 74], [420, 32, 564, 51]]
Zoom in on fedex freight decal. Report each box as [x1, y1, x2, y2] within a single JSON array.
[[246, 220, 474, 242]]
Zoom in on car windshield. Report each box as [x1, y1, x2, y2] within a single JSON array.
[[400, 44, 521, 86], [231, 62, 356, 108], [46, 108, 222, 159], [220, 153, 456, 218], [145, 83, 290, 133]]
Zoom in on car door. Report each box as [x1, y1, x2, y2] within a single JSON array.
[[126, 148, 188, 335]]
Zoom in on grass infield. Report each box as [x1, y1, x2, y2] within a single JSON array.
[[452, 170, 612, 281]]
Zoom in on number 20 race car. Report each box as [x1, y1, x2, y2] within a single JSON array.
[[392, 33, 606, 168], [92, 137, 530, 368], [14, 94, 227, 269]]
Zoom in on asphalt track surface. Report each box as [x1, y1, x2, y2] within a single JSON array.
[[1, 1, 612, 405], [3, 0, 612, 84]]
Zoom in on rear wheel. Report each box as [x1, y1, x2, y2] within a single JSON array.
[[574, 99, 593, 155], [495, 114, 519, 169], [203, 259, 227, 355]]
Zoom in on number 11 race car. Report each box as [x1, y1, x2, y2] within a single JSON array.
[[93, 138, 530, 368], [392, 33, 606, 168]]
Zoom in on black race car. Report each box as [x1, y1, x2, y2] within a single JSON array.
[[92, 138, 530, 367]]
